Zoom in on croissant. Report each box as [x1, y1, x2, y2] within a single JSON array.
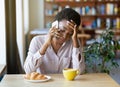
[[24, 72, 47, 80]]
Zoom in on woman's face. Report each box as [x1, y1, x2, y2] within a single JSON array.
[[54, 20, 74, 44]]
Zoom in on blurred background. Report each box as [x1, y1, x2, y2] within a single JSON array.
[[0, 1, 120, 84]]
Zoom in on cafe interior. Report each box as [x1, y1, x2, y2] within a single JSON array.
[[0, 0, 120, 86]]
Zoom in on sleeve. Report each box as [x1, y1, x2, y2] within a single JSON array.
[[24, 37, 44, 74], [72, 47, 85, 74]]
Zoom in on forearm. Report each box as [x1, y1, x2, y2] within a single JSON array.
[[72, 37, 79, 48], [24, 51, 42, 74], [39, 36, 52, 55], [39, 27, 57, 55], [39, 42, 49, 55]]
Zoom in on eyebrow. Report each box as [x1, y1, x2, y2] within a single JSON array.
[[63, 26, 73, 32], [63, 26, 73, 35]]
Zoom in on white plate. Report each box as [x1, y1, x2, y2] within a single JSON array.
[[24, 75, 51, 83]]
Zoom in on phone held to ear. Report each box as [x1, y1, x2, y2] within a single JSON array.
[[52, 20, 59, 28]]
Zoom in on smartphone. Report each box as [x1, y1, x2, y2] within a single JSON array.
[[52, 20, 59, 28]]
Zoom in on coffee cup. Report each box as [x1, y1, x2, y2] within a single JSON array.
[[63, 68, 79, 81]]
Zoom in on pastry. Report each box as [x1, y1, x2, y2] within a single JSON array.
[[24, 72, 47, 80]]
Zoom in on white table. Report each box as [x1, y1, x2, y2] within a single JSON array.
[[0, 73, 119, 87]]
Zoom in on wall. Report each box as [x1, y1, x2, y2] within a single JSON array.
[[0, 0, 6, 64], [29, 0, 44, 31]]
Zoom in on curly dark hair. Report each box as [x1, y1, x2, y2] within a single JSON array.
[[54, 8, 81, 27]]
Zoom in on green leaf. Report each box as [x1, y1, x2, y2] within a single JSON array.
[[84, 28, 119, 74]]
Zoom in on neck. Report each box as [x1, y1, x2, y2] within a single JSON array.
[[51, 38, 63, 54]]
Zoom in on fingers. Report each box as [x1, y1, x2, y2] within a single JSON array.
[[67, 20, 78, 38], [67, 20, 77, 30], [49, 26, 57, 36], [49, 26, 57, 32], [70, 20, 76, 26], [49, 26, 62, 38], [54, 31, 61, 38]]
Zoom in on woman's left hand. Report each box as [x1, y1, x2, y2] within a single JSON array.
[[67, 20, 78, 40], [67, 20, 79, 48]]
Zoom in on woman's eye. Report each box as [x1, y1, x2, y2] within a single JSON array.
[[62, 30, 65, 32], [69, 33, 73, 36], [59, 30, 65, 33]]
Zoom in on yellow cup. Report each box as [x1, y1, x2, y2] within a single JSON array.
[[63, 68, 79, 81]]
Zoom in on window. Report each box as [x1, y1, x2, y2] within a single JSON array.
[[0, 0, 6, 64]]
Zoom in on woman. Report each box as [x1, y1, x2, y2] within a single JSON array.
[[24, 8, 85, 74]]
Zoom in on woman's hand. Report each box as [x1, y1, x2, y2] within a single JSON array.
[[39, 26, 58, 55], [72, 24, 78, 41], [67, 20, 79, 48], [45, 26, 58, 46]]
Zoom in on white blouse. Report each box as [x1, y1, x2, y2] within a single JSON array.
[[24, 35, 85, 74]]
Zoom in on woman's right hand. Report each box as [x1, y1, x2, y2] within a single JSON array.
[[39, 26, 58, 55], [45, 26, 58, 46]]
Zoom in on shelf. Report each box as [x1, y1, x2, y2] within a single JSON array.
[[46, 1, 120, 4], [55, 1, 96, 7], [45, 1, 120, 7], [96, 1, 120, 4], [45, 14, 120, 18], [96, 14, 120, 18], [44, 0, 120, 29], [45, 14, 96, 17]]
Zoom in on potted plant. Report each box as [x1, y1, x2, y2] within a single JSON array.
[[84, 28, 120, 74]]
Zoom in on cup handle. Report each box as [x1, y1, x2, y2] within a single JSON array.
[[76, 69, 80, 75]]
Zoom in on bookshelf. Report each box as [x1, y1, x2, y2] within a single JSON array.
[[44, 0, 120, 30]]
